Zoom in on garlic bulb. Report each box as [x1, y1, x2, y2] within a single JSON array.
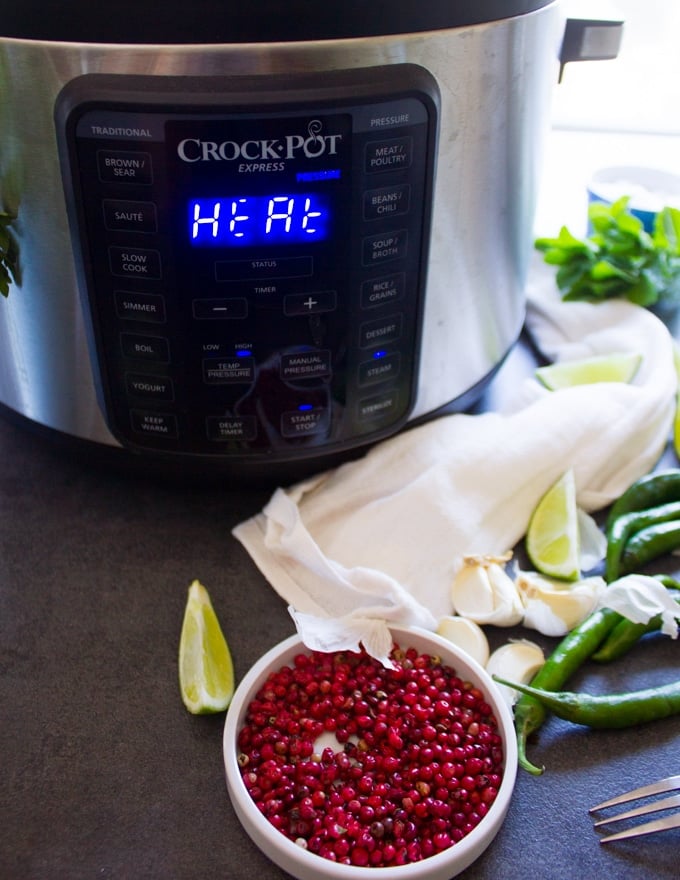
[[436, 615, 490, 667], [451, 553, 524, 627], [516, 571, 606, 636], [486, 640, 545, 707]]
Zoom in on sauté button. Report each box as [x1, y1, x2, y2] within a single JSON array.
[[103, 199, 158, 233]]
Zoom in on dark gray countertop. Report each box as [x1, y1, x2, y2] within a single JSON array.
[[1, 338, 678, 880]]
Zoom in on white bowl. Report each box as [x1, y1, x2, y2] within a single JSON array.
[[223, 625, 517, 880], [588, 165, 680, 231]]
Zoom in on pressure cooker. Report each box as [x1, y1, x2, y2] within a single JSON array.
[[0, 1, 622, 479]]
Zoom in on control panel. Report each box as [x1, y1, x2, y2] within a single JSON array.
[[55, 66, 439, 460]]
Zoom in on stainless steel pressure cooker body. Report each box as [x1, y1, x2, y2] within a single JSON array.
[[0, 1, 586, 477]]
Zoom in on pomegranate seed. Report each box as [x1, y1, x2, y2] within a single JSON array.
[[236, 643, 504, 867]]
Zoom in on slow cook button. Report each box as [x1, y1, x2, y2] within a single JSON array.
[[109, 246, 162, 280], [363, 184, 411, 221], [358, 352, 401, 387], [125, 372, 174, 401], [103, 199, 157, 233], [120, 332, 170, 363], [280, 406, 330, 438], [358, 390, 400, 422], [203, 357, 255, 384], [206, 415, 257, 442], [359, 314, 403, 349], [130, 409, 178, 438], [362, 230, 408, 267], [364, 136, 413, 174], [361, 273, 405, 310], [115, 291, 166, 323], [97, 150, 153, 185], [280, 350, 332, 381]]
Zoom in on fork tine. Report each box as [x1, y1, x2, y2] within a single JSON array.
[[599, 811, 680, 844], [590, 774, 680, 812], [592, 793, 680, 827]]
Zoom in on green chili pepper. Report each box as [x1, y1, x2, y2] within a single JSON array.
[[512, 607, 622, 775], [495, 677, 680, 729], [618, 520, 680, 575], [606, 500, 680, 581], [606, 469, 680, 529], [592, 589, 680, 662]]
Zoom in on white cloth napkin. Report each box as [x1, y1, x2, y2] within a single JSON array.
[[233, 265, 677, 663]]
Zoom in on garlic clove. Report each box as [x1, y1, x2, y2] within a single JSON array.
[[486, 640, 545, 707], [451, 554, 524, 626], [516, 571, 606, 636], [436, 615, 490, 667]]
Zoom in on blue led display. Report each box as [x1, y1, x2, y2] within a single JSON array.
[[189, 194, 330, 246]]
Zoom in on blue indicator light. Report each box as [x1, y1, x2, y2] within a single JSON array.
[[189, 193, 331, 247], [298, 404, 314, 412], [373, 350, 388, 359], [236, 349, 251, 358], [296, 169, 341, 182]]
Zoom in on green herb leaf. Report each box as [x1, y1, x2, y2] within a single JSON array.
[[535, 198, 680, 309]]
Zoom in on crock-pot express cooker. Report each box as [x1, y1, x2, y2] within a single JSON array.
[[0, 1, 622, 478]]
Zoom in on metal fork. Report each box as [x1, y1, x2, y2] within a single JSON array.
[[589, 775, 680, 843]]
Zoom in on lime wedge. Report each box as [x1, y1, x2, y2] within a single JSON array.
[[179, 580, 235, 714], [535, 352, 642, 390], [525, 470, 580, 581]]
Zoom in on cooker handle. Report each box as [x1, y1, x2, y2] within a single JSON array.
[[558, 14, 624, 83]]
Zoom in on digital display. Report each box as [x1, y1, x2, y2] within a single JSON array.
[[189, 194, 331, 247]]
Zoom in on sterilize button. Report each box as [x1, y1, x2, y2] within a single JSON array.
[[357, 391, 400, 423]]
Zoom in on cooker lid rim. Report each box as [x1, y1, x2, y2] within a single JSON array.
[[0, 0, 558, 44]]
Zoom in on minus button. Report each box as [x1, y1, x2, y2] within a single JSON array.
[[192, 298, 248, 320]]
